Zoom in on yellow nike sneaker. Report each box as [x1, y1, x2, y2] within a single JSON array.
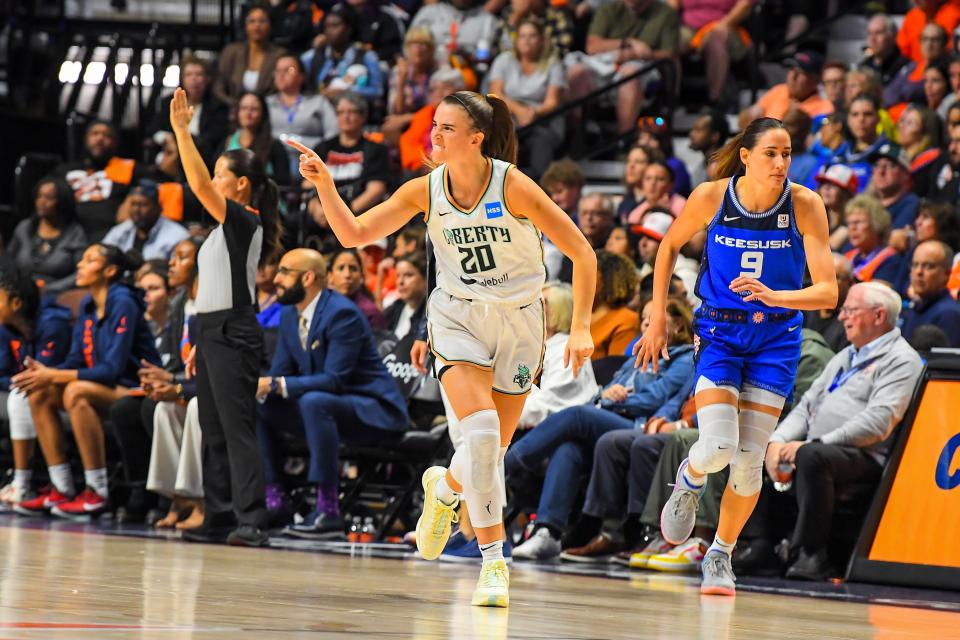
[[471, 559, 510, 608], [415, 466, 458, 561]]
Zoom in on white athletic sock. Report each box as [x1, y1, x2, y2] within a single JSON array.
[[12, 469, 32, 492], [680, 459, 705, 490], [480, 539, 504, 563], [49, 463, 74, 495], [434, 475, 458, 506], [84, 468, 108, 498], [709, 536, 736, 556]]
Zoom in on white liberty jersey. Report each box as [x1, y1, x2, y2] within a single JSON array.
[[425, 158, 546, 306]]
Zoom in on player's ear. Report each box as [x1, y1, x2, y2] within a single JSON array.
[[739, 145, 750, 170]]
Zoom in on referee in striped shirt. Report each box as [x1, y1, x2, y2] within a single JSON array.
[[170, 88, 283, 546]]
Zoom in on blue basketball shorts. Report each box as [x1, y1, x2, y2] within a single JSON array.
[[692, 310, 803, 399]]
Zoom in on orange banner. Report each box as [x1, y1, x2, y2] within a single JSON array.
[[869, 380, 960, 567]]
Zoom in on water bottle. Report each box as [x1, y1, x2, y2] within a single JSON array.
[[524, 513, 537, 541], [773, 463, 794, 492], [347, 516, 362, 543], [360, 517, 376, 543]]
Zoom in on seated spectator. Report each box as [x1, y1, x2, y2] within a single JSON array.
[[590, 250, 639, 360], [870, 143, 920, 231], [814, 164, 858, 251], [140, 135, 208, 227], [103, 182, 190, 261], [632, 209, 699, 307], [806, 111, 849, 185], [577, 193, 615, 250], [0, 268, 72, 510], [625, 162, 686, 223], [136, 260, 172, 344], [347, 0, 404, 63], [884, 23, 948, 110], [566, 0, 680, 134], [763, 282, 923, 580], [148, 55, 229, 170], [12, 245, 161, 519], [784, 107, 817, 187], [489, 16, 567, 181], [301, 3, 385, 104], [267, 54, 339, 178], [901, 240, 960, 346], [938, 56, 960, 117], [604, 226, 637, 263], [541, 159, 584, 279], [52, 120, 145, 241], [309, 93, 389, 229], [328, 248, 386, 330], [509, 296, 693, 560], [384, 252, 428, 340], [397, 67, 467, 175], [836, 94, 888, 192], [375, 224, 427, 307], [908, 324, 952, 350], [934, 120, 960, 205], [383, 27, 439, 147], [803, 253, 853, 353], [820, 62, 847, 111], [897, 104, 944, 198], [517, 282, 599, 431], [256, 256, 283, 331], [224, 92, 292, 186], [617, 144, 662, 223], [214, 3, 287, 102], [257, 249, 409, 538], [844, 195, 904, 285], [635, 117, 692, 197], [500, 0, 574, 59], [5, 177, 87, 296], [861, 14, 909, 86], [139, 236, 204, 529], [897, 0, 960, 65], [687, 110, 729, 189], [410, 0, 503, 63], [924, 58, 952, 117], [739, 51, 834, 128], [673, 0, 753, 109]]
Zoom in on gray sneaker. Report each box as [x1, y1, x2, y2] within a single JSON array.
[[512, 527, 561, 561], [700, 550, 736, 595], [660, 460, 704, 545]]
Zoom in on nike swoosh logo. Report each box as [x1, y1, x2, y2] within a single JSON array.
[[83, 502, 103, 512], [787, 325, 799, 332], [723, 215, 741, 222], [717, 445, 731, 450], [438, 211, 453, 216], [460, 276, 476, 285]]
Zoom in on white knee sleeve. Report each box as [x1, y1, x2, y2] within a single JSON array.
[[7, 389, 36, 440], [728, 384, 784, 496], [458, 409, 503, 528], [689, 377, 739, 474]]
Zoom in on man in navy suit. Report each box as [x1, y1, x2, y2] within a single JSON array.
[[256, 248, 409, 538]]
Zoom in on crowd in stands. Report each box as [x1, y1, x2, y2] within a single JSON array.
[[1, 0, 959, 582]]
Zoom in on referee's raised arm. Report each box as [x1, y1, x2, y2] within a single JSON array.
[[170, 87, 227, 223]]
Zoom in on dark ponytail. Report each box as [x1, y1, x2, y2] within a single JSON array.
[[710, 117, 787, 179], [220, 148, 283, 268], [442, 91, 518, 164], [95, 243, 144, 286]]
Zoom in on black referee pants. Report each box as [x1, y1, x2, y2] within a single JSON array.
[[196, 307, 267, 528]]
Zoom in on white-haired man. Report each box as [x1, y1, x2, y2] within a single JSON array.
[[763, 282, 923, 581]]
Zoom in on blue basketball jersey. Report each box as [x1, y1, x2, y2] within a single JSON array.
[[695, 175, 806, 315]]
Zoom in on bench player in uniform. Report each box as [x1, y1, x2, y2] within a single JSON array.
[[290, 91, 596, 608], [635, 117, 838, 596]]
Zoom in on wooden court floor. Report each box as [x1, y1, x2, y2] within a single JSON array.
[[0, 524, 956, 639]]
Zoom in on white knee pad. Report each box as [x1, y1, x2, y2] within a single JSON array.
[[689, 377, 739, 474], [728, 384, 785, 496], [7, 389, 36, 441], [459, 409, 503, 528]]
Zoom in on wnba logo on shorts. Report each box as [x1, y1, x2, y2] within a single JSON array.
[[935, 432, 960, 490]]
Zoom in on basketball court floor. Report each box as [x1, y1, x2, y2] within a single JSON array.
[[0, 519, 956, 639]]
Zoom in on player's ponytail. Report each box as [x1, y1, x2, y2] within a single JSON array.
[[442, 91, 519, 165], [711, 117, 787, 179]]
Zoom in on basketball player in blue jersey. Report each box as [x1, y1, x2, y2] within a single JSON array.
[[635, 117, 838, 596], [290, 91, 596, 608]]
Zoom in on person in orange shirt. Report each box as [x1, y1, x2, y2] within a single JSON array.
[[590, 250, 639, 360], [897, 0, 960, 65], [739, 51, 834, 129]]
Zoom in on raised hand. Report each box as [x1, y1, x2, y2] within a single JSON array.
[[287, 139, 332, 187], [169, 87, 194, 134]]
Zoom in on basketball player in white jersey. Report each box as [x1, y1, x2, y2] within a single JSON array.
[[290, 91, 596, 608]]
